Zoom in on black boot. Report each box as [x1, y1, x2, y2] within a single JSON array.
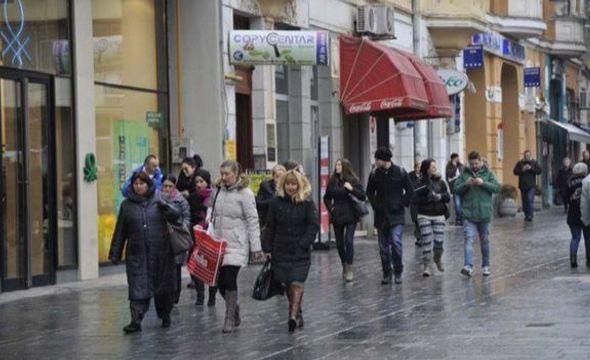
[[123, 322, 142, 334], [161, 314, 171, 328], [195, 280, 205, 306], [571, 254, 578, 268], [208, 287, 217, 307]]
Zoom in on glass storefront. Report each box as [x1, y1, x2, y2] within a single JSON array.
[[0, 0, 75, 291], [92, 0, 169, 263]]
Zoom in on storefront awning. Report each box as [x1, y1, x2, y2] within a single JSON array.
[[339, 36, 429, 116], [546, 119, 590, 143], [394, 50, 453, 120]]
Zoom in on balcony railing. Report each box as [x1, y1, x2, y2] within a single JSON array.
[[552, 16, 586, 57]]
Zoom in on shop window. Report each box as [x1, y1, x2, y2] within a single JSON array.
[[276, 99, 290, 163], [275, 65, 289, 95], [0, 0, 71, 75], [92, 0, 167, 91], [310, 66, 318, 101]]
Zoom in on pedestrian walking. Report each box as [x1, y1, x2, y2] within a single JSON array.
[[366, 147, 414, 285], [565, 162, 590, 268], [177, 155, 203, 198], [583, 150, 590, 169], [109, 172, 177, 333], [120, 154, 163, 196], [323, 159, 367, 282], [160, 175, 191, 305], [513, 150, 542, 222], [445, 153, 464, 226], [409, 161, 422, 246], [186, 168, 217, 306], [211, 160, 264, 333], [454, 151, 500, 277], [262, 170, 320, 333], [556, 157, 573, 213], [412, 159, 450, 277], [256, 164, 287, 228]]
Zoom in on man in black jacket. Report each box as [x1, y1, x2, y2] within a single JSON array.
[[555, 157, 573, 213], [445, 153, 464, 226], [513, 150, 542, 222], [366, 147, 414, 285], [256, 164, 286, 227]]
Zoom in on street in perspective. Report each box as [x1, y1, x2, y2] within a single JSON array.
[[1, 0, 590, 359]]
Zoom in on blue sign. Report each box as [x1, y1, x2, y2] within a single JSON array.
[[524, 67, 541, 88], [472, 32, 525, 64], [463, 45, 483, 70], [0, 0, 31, 66]]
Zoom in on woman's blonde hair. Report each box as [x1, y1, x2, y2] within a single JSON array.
[[277, 170, 312, 203]]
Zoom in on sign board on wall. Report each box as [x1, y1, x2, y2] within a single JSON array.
[[437, 69, 469, 95], [229, 30, 330, 66], [472, 32, 525, 64], [463, 45, 483, 69], [524, 67, 541, 87], [318, 136, 331, 242]]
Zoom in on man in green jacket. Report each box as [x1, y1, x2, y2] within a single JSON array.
[[454, 151, 500, 277]]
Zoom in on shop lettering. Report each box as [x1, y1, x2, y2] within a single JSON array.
[[233, 32, 315, 46], [380, 99, 402, 109], [349, 102, 371, 113]]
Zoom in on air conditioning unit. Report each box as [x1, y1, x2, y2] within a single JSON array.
[[357, 5, 396, 38]]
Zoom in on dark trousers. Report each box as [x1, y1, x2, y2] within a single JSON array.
[[333, 223, 357, 265], [174, 264, 182, 303], [569, 224, 590, 258], [192, 275, 217, 298], [378, 224, 404, 275], [560, 190, 570, 212], [130, 292, 174, 324], [217, 265, 240, 297], [521, 188, 536, 219]]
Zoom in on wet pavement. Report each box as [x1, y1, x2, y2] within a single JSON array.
[[1, 209, 589, 359]]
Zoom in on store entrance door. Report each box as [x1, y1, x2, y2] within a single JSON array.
[[0, 69, 55, 292]]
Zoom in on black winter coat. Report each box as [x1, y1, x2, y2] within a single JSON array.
[[262, 197, 320, 284], [513, 160, 542, 190], [366, 164, 414, 229], [556, 166, 573, 195], [412, 175, 451, 217], [323, 176, 366, 225], [176, 171, 195, 194], [445, 161, 463, 194], [566, 175, 585, 227], [109, 185, 177, 301], [256, 179, 277, 227]]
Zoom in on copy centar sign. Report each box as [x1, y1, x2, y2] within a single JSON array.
[[229, 30, 330, 66]]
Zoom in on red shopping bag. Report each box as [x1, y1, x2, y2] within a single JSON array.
[[187, 226, 228, 287]]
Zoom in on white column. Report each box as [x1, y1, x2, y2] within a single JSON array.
[[72, 0, 98, 280]]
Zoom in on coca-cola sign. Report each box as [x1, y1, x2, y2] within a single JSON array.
[[437, 69, 469, 95], [348, 102, 371, 113], [380, 98, 403, 109]]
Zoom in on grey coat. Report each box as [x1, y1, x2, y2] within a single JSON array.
[[211, 175, 262, 267], [109, 185, 177, 300], [580, 175, 590, 226]]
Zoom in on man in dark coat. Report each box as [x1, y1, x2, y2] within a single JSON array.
[[556, 157, 573, 213], [366, 147, 414, 285], [513, 150, 542, 222], [445, 153, 464, 225], [110, 172, 177, 333], [256, 165, 286, 227]]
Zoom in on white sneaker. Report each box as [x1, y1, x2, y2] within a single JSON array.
[[482, 267, 491, 276], [460, 266, 474, 277]]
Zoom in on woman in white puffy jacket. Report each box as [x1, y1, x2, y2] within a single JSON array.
[[211, 160, 263, 333]]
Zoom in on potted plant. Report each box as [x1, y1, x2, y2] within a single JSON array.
[[498, 184, 518, 217]]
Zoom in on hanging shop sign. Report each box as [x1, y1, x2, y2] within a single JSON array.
[[437, 69, 469, 95], [229, 30, 330, 66], [463, 45, 483, 70], [471, 32, 525, 64], [318, 136, 331, 242], [524, 67, 541, 88]]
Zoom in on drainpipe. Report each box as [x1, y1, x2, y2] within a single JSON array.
[[412, 0, 420, 161]]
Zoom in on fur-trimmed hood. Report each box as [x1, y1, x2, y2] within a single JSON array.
[[214, 173, 250, 191]]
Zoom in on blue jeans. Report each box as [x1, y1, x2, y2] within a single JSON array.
[[569, 224, 590, 258], [378, 224, 404, 275], [521, 188, 536, 219], [453, 194, 463, 222], [463, 220, 490, 268], [333, 223, 357, 265]]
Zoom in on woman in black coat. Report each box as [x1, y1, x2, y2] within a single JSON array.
[[411, 159, 450, 277], [256, 164, 286, 227], [564, 162, 589, 268], [262, 170, 320, 333], [109, 172, 177, 333], [176, 155, 203, 197], [556, 157, 573, 213], [323, 159, 366, 282]]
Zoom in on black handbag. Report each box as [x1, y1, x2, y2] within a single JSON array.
[[167, 222, 193, 255], [252, 259, 284, 301], [349, 194, 370, 217]]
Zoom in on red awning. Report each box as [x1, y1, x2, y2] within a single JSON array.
[[339, 36, 452, 120], [340, 36, 429, 116], [394, 49, 452, 120]]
